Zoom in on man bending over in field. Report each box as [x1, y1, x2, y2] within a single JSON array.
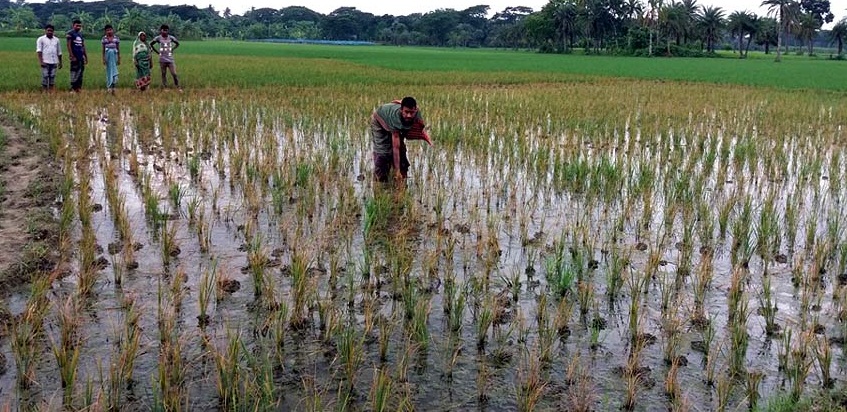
[[371, 97, 432, 184]]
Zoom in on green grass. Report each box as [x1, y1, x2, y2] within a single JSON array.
[[1, 37, 847, 92]]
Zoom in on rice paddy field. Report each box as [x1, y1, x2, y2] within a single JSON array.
[[1, 39, 847, 411]]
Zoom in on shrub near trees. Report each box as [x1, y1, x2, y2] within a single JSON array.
[[0, 0, 841, 57]]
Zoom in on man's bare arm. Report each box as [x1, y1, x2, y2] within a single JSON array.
[[392, 131, 402, 178]]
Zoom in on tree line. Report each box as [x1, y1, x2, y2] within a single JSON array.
[[1, 0, 844, 58]]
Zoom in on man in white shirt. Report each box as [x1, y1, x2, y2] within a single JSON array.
[[36, 24, 63, 92]]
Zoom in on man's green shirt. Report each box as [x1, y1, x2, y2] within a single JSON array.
[[371, 103, 423, 155]]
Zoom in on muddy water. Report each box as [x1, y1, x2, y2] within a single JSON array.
[[1, 104, 845, 411]]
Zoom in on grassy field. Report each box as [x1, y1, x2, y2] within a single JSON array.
[[1, 37, 847, 91], [1, 38, 847, 411]]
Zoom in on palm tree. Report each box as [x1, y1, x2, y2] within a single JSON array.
[[659, 2, 686, 54], [553, 0, 578, 52], [761, 0, 799, 62], [755, 17, 779, 54], [743, 14, 759, 56], [679, 0, 698, 44], [727, 11, 753, 57], [622, 0, 644, 21], [647, 0, 664, 55], [796, 13, 819, 55], [830, 18, 847, 55], [697, 5, 725, 53]]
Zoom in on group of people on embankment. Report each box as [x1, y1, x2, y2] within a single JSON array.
[[36, 20, 182, 93]]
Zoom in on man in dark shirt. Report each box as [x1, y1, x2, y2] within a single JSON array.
[[66, 19, 87, 92]]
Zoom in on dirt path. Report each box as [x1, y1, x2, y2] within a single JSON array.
[[0, 116, 59, 293]]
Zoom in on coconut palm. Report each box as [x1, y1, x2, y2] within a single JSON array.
[[795, 12, 820, 55], [761, 0, 799, 62], [830, 18, 847, 55], [552, 0, 578, 52], [659, 2, 687, 54], [755, 17, 779, 54], [727, 11, 753, 57], [679, 0, 699, 44], [698, 5, 725, 53]]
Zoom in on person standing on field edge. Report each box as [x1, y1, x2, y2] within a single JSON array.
[[101, 24, 120, 94], [150, 24, 181, 91], [66, 19, 87, 92], [371, 97, 432, 184], [36, 24, 62, 92]]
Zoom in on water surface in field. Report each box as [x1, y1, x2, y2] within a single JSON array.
[[2, 104, 845, 411]]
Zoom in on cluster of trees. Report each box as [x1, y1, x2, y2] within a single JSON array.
[[1, 0, 844, 57]]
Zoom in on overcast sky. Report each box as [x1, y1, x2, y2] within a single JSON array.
[[26, 0, 847, 23]]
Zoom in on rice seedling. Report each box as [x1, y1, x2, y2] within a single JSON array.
[[185, 196, 202, 226], [246, 232, 269, 298], [289, 248, 313, 329], [336, 326, 365, 395], [664, 356, 681, 401], [757, 192, 780, 265], [159, 219, 181, 268], [691, 252, 713, 324], [606, 247, 628, 300], [369, 366, 393, 412], [621, 340, 645, 411], [108, 294, 141, 410], [377, 315, 394, 363], [408, 298, 431, 352], [717, 194, 737, 239], [745, 370, 764, 410], [187, 154, 201, 181], [788, 337, 814, 401], [515, 347, 547, 412], [545, 238, 577, 298], [444, 278, 466, 335], [759, 275, 780, 336], [730, 197, 754, 267], [476, 296, 495, 351], [198, 258, 219, 327], [50, 295, 82, 405], [812, 335, 833, 388], [476, 356, 490, 404], [728, 297, 750, 378], [804, 214, 818, 254], [784, 192, 799, 251], [243, 348, 278, 409], [715, 371, 732, 412], [270, 302, 290, 365], [11, 312, 39, 390], [214, 328, 243, 409], [440, 335, 463, 383], [155, 275, 186, 411]]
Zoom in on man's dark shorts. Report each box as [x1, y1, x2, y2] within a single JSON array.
[[373, 145, 409, 182]]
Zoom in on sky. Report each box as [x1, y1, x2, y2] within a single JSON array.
[[25, 0, 847, 22]]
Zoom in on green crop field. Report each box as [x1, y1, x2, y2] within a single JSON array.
[[1, 37, 847, 91]]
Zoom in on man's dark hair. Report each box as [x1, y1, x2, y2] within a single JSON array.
[[104, 24, 113, 31], [400, 96, 417, 109], [72, 19, 82, 25], [45, 24, 54, 30], [160, 24, 169, 30]]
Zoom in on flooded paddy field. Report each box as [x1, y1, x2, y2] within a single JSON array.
[[1, 81, 847, 411]]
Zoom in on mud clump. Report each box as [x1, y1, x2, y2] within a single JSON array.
[[218, 278, 240, 294]]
